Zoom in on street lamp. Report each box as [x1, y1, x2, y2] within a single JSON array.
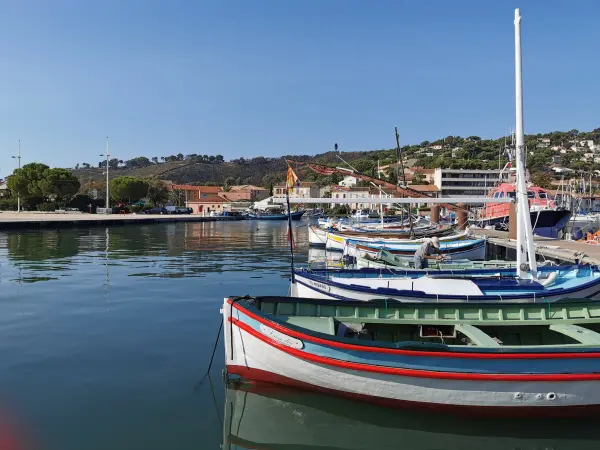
[[99, 137, 110, 210], [11, 140, 21, 212]]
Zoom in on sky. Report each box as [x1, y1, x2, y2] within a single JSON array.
[[0, 0, 599, 176]]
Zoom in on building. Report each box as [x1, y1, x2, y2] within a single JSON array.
[[330, 186, 371, 210], [223, 185, 268, 202], [433, 168, 509, 198], [0, 180, 10, 198], [185, 195, 229, 215], [273, 181, 320, 199], [338, 175, 358, 188]]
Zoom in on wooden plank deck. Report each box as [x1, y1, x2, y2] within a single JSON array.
[[469, 228, 600, 265]]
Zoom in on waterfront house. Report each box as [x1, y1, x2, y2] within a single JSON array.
[[273, 181, 320, 199], [0, 180, 10, 198]]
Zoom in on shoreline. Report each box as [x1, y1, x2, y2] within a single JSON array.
[[0, 212, 245, 230]]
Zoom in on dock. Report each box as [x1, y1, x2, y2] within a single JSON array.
[[469, 228, 600, 265], [0, 212, 245, 230]]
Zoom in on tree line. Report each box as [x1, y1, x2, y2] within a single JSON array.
[[74, 153, 225, 170]]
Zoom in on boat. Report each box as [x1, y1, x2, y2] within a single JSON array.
[[290, 264, 600, 303], [322, 227, 467, 251], [308, 224, 459, 248], [223, 384, 600, 448], [224, 295, 600, 416], [247, 210, 305, 221], [344, 237, 487, 260], [355, 248, 518, 270], [472, 183, 571, 238]]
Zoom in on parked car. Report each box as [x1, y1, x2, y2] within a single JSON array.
[[165, 206, 192, 215], [141, 207, 168, 215]]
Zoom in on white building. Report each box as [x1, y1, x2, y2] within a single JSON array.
[[433, 168, 510, 198], [338, 175, 358, 188], [273, 182, 320, 199]]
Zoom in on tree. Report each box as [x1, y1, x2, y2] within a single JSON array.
[[108, 158, 120, 169], [410, 172, 429, 185], [176, 153, 184, 161], [82, 163, 91, 169], [6, 163, 50, 200], [109, 176, 149, 203], [169, 189, 185, 207], [531, 172, 555, 190], [38, 168, 80, 205], [215, 154, 224, 163], [145, 177, 169, 206]]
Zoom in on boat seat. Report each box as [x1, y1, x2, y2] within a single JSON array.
[[549, 324, 600, 345], [282, 316, 336, 336], [455, 324, 501, 347]]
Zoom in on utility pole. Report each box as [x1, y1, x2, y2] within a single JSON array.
[[11, 140, 22, 212], [99, 137, 110, 210]]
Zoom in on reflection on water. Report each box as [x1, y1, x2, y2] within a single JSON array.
[[224, 383, 600, 450], [0, 221, 310, 285]]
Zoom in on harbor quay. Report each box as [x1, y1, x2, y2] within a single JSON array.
[[0, 212, 244, 230]]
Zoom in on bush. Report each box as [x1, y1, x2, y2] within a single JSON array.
[[0, 197, 18, 211], [129, 205, 144, 213], [37, 202, 58, 212]]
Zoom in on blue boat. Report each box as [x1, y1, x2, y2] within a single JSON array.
[[248, 211, 305, 221]]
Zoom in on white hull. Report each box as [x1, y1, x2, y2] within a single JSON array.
[[325, 230, 469, 252], [224, 303, 600, 410], [345, 240, 486, 261], [290, 271, 600, 303]]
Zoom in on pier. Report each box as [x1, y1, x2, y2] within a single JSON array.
[[470, 228, 600, 265], [0, 212, 244, 230]]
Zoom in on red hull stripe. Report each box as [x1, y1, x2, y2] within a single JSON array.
[[229, 300, 600, 360], [231, 317, 600, 381], [227, 365, 600, 417]]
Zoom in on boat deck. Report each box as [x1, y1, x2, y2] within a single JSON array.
[[469, 229, 600, 265]]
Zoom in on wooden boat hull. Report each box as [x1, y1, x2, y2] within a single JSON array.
[[325, 230, 469, 251], [345, 238, 487, 261], [224, 297, 600, 415], [248, 211, 305, 221], [290, 265, 600, 303], [355, 255, 517, 271]]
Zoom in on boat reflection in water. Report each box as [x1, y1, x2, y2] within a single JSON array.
[[223, 383, 600, 450], [307, 247, 345, 269]]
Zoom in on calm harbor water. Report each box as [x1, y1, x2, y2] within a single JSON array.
[[0, 221, 598, 450]]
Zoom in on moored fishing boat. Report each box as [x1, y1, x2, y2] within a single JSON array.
[[344, 237, 487, 260], [224, 295, 600, 416], [290, 265, 600, 303], [355, 248, 518, 270], [248, 210, 305, 221], [324, 227, 467, 251]]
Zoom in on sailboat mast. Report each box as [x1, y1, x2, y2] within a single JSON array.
[[514, 8, 538, 278]]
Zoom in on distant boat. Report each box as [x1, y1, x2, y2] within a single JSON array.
[[224, 295, 600, 416], [247, 211, 305, 221], [471, 184, 571, 238]]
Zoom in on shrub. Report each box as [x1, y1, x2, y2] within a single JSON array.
[[0, 197, 18, 211]]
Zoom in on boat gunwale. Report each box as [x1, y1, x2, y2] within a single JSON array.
[[228, 297, 600, 358]]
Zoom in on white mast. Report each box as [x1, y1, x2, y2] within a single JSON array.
[[514, 8, 537, 278]]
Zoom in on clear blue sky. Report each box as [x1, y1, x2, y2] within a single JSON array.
[[1, 0, 598, 176]]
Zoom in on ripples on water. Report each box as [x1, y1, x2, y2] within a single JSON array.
[[0, 221, 598, 450]]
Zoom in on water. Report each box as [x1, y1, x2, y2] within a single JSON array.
[[0, 221, 597, 450]]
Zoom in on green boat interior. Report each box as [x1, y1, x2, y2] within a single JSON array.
[[243, 296, 600, 350]]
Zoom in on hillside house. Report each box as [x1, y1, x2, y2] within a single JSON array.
[[338, 175, 358, 188]]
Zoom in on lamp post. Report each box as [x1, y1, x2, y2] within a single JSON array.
[[99, 137, 110, 210], [11, 140, 21, 212]]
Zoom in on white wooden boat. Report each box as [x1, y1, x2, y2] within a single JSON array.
[[290, 265, 600, 303], [344, 238, 487, 261], [356, 250, 518, 270], [224, 295, 600, 416], [324, 229, 469, 251]]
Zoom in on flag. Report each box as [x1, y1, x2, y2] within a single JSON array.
[[286, 165, 300, 192]]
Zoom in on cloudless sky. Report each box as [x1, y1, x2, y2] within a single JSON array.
[[0, 0, 598, 175]]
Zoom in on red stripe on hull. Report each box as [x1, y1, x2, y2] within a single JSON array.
[[230, 300, 600, 360], [231, 317, 600, 381], [226, 365, 600, 418]]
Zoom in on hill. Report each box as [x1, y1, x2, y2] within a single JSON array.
[[71, 128, 600, 189]]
